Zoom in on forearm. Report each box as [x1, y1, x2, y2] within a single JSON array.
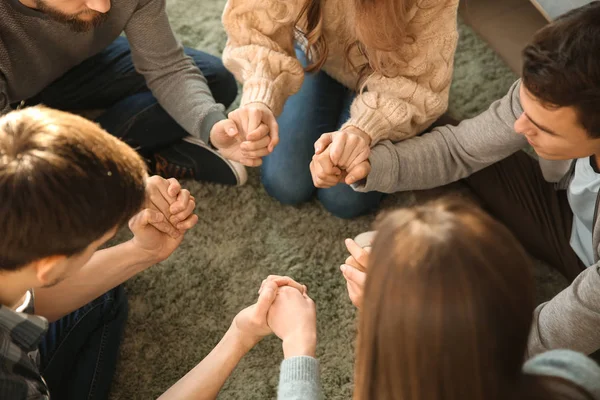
[[528, 266, 600, 357], [158, 324, 252, 400], [353, 81, 528, 193], [124, 0, 225, 141], [34, 240, 154, 322], [222, 0, 304, 116]]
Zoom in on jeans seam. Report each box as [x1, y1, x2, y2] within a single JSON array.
[[43, 298, 114, 371], [87, 322, 110, 400]]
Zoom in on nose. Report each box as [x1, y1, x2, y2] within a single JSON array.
[[85, 0, 111, 13], [514, 113, 535, 137]]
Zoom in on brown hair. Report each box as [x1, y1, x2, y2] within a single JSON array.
[[296, 0, 417, 85], [522, 1, 600, 138], [354, 197, 593, 400], [0, 107, 147, 271]]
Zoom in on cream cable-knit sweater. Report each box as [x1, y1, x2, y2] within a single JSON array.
[[222, 0, 459, 144]]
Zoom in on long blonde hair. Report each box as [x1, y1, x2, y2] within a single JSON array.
[[296, 0, 418, 86]]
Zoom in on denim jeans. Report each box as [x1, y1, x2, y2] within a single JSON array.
[[39, 286, 128, 400], [26, 36, 238, 158], [261, 47, 383, 219]]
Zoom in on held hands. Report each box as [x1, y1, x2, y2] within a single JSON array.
[[129, 176, 198, 265], [310, 126, 372, 188], [210, 103, 279, 167], [340, 238, 370, 309], [233, 275, 317, 358]]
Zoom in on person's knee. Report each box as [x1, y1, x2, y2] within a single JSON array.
[[318, 188, 381, 219], [262, 168, 314, 205], [187, 50, 238, 108]]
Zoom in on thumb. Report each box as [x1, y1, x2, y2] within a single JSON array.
[[254, 281, 278, 318], [341, 264, 366, 287], [221, 119, 239, 138], [314, 133, 333, 155]]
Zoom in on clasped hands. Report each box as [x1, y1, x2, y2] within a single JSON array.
[[310, 126, 372, 188]]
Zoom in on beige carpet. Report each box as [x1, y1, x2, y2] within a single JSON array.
[[108, 2, 568, 398]]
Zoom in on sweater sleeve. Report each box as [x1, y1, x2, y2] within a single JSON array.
[[222, 0, 305, 116], [277, 356, 323, 400], [124, 0, 227, 143], [352, 80, 527, 194], [528, 265, 600, 358], [341, 0, 459, 145], [0, 75, 11, 116], [523, 350, 600, 399]]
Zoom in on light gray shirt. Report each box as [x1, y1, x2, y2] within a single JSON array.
[[568, 157, 600, 267]]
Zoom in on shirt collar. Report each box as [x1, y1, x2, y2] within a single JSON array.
[[0, 290, 48, 352]]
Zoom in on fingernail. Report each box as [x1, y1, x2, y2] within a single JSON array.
[[348, 175, 355, 183], [340, 265, 347, 272], [176, 223, 186, 230], [345, 238, 351, 243], [228, 128, 236, 134]]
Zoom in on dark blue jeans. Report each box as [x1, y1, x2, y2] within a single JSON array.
[[261, 47, 383, 219], [27, 36, 238, 157], [39, 286, 128, 400]]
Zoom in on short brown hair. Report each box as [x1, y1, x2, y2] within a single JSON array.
[[522, 1, 600, 138], [354, 198, 593, 400], [0, 107, 147, 271]]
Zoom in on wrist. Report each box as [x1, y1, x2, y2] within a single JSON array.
[[228, 322, 262, 353], [343, 126, 372, 146], [282, 333, 317, 359], [125, 239, 162, 267]]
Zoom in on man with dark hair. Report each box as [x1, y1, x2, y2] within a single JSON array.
[[0, 106, 199, 398], [322, 2, 600, 355], [0, 0, 275, 186]]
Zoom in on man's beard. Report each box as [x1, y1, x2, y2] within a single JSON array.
[[33, 0, 109, 32]]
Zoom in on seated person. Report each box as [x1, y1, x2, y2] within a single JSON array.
[[313, 1, 600, 356], [0, 106, 319, 400], [0, 0, 272, 186], [272, 199, 600, 399]]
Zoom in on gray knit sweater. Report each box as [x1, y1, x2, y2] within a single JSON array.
[[0, 0, 226, 142], [278, 350, 600, 399]]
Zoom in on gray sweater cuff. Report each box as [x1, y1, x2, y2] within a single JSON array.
[[523, 350, 600, 398], [352, 142, 397, 193], [199, 110, 227, 144], [278, 356, 322, 400]]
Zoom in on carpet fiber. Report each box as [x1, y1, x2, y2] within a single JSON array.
[[108, 2, 568, 398]]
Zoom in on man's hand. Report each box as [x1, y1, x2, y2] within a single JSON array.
[[340, 238, 370, 308], [261, 276, 317, 359], [145, 176, 197, 238], [229, 103, 279, 153], [210, 118, 271, 167], [128, 187, 198, 265]]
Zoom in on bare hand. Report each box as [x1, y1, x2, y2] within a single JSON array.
[[309, 147, 344, 188], [340, 238, 370, 308], [267, 285, 317, 359], [209, 118, 271, 167], [144, 176, 197, 238], [231, 280, 279, 350], [228, 103, 279, 152]]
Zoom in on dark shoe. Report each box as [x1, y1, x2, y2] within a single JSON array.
[[152, 136, 247, 186]]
